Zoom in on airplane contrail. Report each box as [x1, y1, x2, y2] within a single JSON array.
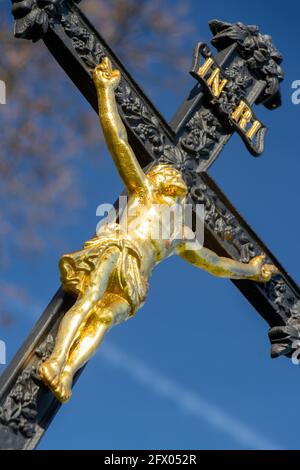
[[100, 342, 282, 450]]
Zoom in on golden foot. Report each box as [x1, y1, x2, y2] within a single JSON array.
[[50, 371, 73, 403], [39, 358, 63, 388]]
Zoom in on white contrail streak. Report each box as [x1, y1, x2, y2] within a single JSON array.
[[100, 342, 282, 450]]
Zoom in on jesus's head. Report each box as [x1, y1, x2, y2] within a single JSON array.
[[147, 164, 188, 201]]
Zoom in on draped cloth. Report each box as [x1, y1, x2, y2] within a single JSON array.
[[59, 224, 148, 315]]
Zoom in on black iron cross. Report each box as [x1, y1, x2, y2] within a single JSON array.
[[0, 0, 299, 450]]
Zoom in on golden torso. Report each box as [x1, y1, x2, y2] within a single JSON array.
[[99, 180, 187, 280]]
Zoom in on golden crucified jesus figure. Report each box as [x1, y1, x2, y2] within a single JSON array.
[[39, 57, 278, 403]]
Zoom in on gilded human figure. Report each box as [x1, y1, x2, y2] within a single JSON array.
[[39, 58, 278, 402]]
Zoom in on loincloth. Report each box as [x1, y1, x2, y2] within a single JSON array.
[[59, 225, 148, 315]]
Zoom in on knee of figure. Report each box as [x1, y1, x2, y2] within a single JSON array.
[[97, 308, 114, 326]]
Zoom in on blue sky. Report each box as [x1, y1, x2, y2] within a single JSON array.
[[1, 0, 300, 450]]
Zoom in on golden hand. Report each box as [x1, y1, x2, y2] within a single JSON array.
[[93, 56, 121, 91], [249, 254, 279, 282]]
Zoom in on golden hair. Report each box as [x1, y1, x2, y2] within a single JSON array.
[[146, 164, 187, 197]]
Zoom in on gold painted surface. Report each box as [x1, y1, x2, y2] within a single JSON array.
[[197, 56, 228, 98], [207, 68, 228, 98], [231, 100, 263, 141], [198, 57, 214, 77], [246, 120, 262, 139], [39, 58, 278, 402], [231, 100, 253, 129]]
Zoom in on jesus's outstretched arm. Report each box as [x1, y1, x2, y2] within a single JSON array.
[[93, 57, 147, 195], [177, 242, 278, 282]]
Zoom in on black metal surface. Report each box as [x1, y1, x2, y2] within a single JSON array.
[[0, 0, 298, 450], [0, 289, 73, 449]]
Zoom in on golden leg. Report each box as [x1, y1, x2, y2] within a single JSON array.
[[49, 294, 130, 402], [39, 248, 120, 395]]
